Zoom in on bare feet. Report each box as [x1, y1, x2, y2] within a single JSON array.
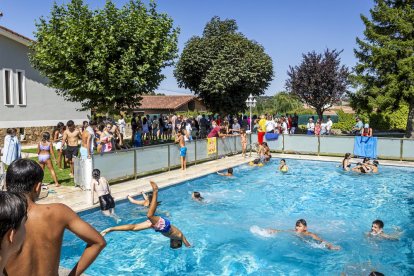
[[149, 181, 158, 191], [55, 183, 61, 187]]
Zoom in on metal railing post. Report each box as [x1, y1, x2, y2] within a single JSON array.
[[216, 137, 219, 160], [195, 139, 197, 165], [234, 135, 237, 154], [400, 139, 403, 161], [282, 134, 285, 153], [249, 133, 252, 157], [168, 144, 171, 171], [133, 149, 137, 179], [317, 136, 320, 156]]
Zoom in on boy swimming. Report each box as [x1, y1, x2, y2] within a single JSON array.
[[192, 191, 204, 202], [101, 181, 191, 249], [368, 219, 399, 240], [266, 219, 340, 250], [217, 168, 233, 176]]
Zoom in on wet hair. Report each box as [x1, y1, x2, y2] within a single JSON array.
[[369, 272, 385, 276], [296, 219, 307, 227], [67, 120, 75, 127], [92, 169, 101, 181], [42, 132, 50, 142], [6, 159, 44, 194], [0, 192, 27, 248], [253, 158, 260, 164], [227, 168, 233, 174], [344, 153, 351, 159], [363, 157, 370, 163], [373, 160, 379, 167], [280, 159, 286, 163], [170, 239, 182, 249], [193, 192, 203, 200], [372, 219, 384, 229]]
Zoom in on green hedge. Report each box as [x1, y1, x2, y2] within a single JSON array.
[[333, 109, 355, 132]]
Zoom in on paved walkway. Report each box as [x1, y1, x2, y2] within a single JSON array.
[[39, 153, 414, 213]]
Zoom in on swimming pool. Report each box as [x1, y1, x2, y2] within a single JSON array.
[[60, 159, 414, 275]]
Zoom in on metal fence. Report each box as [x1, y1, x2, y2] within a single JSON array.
[[74, 135, 252, 184], [74, 133, 413, 186]]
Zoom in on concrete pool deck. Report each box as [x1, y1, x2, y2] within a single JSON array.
[[39, 153, 414, 213]]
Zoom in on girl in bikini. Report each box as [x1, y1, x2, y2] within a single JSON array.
[[53, 122, 65, 169], [38, 132, 60, 187], [101, 181, 190, 249], [342, 153, 352, 171]]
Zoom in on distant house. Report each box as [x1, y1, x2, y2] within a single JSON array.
[[0, 25, 89, 144], [135, 95, 207, 115]]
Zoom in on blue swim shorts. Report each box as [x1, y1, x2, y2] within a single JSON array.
[[180, 146, 187, 157]]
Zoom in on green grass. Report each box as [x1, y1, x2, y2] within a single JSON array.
[[22, 148, 38, 154], [28, 149, 75, 186]]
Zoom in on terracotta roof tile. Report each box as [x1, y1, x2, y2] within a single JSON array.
[[137, 95, 197, 110]]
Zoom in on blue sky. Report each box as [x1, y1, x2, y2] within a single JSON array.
[[0, 0, 373, 96]]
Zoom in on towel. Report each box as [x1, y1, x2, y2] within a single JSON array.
[[265, 133, 279, 141], [353, 136, 377, 159], [1, 135, 21, 165]]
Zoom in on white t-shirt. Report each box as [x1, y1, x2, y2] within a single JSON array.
[[307, 122, 315, 131], [232, 123, 241, 133], [326, 119, 333, 131], [282, 122, 288, 134], [265, 120, 276, 132]]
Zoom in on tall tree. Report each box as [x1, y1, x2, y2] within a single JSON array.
[[30, 0, 179, 113], [352, 0, 414, 137], [286, 49, 350, 120], [272, 92, 302, 114], [174, 16, 273, 115]]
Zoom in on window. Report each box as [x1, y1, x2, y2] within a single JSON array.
[[3, 69, 13, 105], [15, 70, 26, 105]]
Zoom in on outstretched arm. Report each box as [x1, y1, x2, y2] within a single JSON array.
[[127, 195, 146, 206], [59, 204, 106, 276], [308, 232, 340, 250]]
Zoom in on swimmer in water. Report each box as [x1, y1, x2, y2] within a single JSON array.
[[279, 159, 289, 172], [352, 157, 372, 173], [266, 219, 340, 250], [368, 219, 399, 240], [217, 168, 233, 176], [127, 191, 161, 208], [192, 191, 204, 202], [101, 181, 190, 249], [342, 153, 352, 171]]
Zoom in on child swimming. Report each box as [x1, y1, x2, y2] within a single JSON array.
[[192, 191, 204, 202], [101, 181, 191, 249], [266, 219, 340, 250], [368, 219, 399, 240], [279, 159, 289, 172], [217, 168, 233, 176]]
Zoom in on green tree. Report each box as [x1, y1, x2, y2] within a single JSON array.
[[30, 0, 179, 113], [174, 16, 273, 115], [272, 92, 302, 114], [352, 0, 414, 137], [286, 49, 350, 120]]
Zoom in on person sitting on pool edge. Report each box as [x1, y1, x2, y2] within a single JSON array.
[[266, 219, 340, 250], [249, 158, 264, 167], [217, 168, 233, 176], [101, 181, 191, 249], [279, 159, 289, 172], [368, 219, 399, 240], [192, 192, 204, 202]]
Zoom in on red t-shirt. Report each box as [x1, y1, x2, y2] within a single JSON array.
[[207, 126, 221, 138]]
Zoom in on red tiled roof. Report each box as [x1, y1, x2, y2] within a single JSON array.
[[0, 25, 33, 44], [137, 95, 198, 110]]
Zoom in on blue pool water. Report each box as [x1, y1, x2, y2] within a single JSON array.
[[60, 159, 414, 275]]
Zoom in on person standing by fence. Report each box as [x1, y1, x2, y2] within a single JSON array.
[[258, 115, 266, 144]]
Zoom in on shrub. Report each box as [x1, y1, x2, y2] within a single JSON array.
[[333, 109, 355, 131]]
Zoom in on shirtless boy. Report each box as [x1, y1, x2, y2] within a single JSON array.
[[5, 159, 106, 276], [101, 181, 191, 249], [368, 219, 399, 240], [175, 130, 186, 170], [0, 192, 27, 276], [62, 120, 81, 176], [80, 120, 97, 160], [267, 219, 340, 250]]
